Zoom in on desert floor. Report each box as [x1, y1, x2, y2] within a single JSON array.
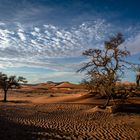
[[0, 86, 140, 140]]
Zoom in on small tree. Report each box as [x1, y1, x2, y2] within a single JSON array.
[[0, 73, 27, 102], [78, 33, 131, 108]]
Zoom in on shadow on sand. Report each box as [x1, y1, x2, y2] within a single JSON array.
[[0, 117, 67, 140], [115, 103, 140, 114], [0, 100, 31, 104]]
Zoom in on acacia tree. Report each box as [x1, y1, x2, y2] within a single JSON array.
[[0, 73, 27, 102], [78, 33, 131, 108]]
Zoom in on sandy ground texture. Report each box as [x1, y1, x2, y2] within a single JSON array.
[[0, 91, 140, 140]]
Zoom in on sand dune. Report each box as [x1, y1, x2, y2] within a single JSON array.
[[0, 83, 140, 139], [32, 93, 83, 104], [55, 82, 83, 89]]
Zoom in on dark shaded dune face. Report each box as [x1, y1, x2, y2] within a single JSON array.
[[0, 103, 140, 140]]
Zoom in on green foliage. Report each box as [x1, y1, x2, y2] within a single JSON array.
[[0, 72, 27, 102]]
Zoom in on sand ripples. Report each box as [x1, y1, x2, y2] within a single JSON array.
[[0, 103, 139, 140]]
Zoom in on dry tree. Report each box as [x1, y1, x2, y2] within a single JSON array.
[[78, 33, 132, 108]]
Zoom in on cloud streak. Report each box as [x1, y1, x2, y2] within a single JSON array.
[[125, 33, 140, 55], [0, 19, 111, 70]]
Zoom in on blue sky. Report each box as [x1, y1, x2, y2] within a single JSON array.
[[0, 0, 140, 83]]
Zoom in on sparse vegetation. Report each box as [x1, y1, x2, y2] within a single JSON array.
[[0, 72, 27, 102], [78, 33, 132, 108]]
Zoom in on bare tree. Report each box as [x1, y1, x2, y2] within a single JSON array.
[[78, 33, 131, 108], [0, 73, 27, 102]]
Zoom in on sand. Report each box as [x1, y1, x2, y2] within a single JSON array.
[[0, 85, 140, 140], [0, 102, 140, 140]]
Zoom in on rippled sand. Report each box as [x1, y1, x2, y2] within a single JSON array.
[[0, 102, 140, 140]]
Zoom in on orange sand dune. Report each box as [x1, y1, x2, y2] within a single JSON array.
[[32, 93, 83, 104], [0, 94, 140, 140], [0, 86, 140, 139], [55, 82, 84, 89]]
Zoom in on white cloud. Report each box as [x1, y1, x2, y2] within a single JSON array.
[[17, 32, 26, 41], [0, 22, 5, 26], [0, 19, 139, 72], [125, 33, 140, 54], [34, 27, 40, 32]]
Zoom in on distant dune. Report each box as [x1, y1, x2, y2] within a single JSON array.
[[22, 81, 85, 90], [116, 81, 136, 86], [21, 81, 137, 93], [55, 82, 83, 89]]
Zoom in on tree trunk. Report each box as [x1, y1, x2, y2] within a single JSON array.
[[136, 79, 139, 87], [104, 96, 110, 107], [3, 90, 7, 102], [136, 75, 140, 87], [99, 96, 110, 109]]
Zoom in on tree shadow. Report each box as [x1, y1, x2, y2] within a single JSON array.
[[0, 117, 68, 140], [115, 103, 140, 114], [0, 100, 31, 104]]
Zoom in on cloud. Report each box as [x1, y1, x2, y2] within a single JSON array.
[[34, 27, 40, 32], [0, 19, 139, 73], [0, 19, 110, 70], [17, 32, 26, 41], [125, 33, 140, 54]]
